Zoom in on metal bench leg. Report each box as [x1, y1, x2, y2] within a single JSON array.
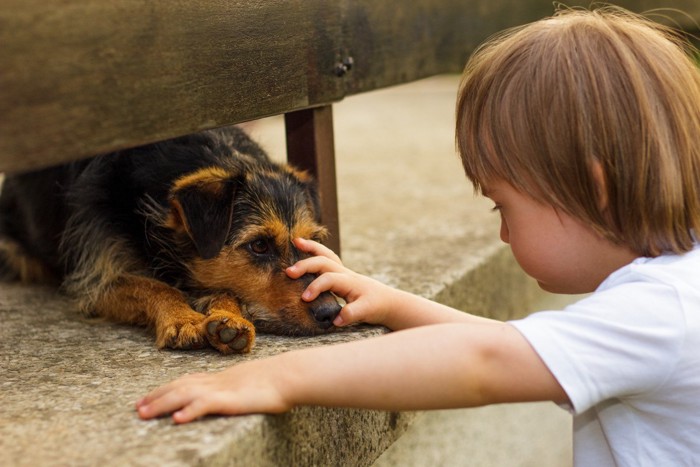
[[284, 105, 341, 255]]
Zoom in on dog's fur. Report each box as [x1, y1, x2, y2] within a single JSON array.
[[0, 126, 341, 353]]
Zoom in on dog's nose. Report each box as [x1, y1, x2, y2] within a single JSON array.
[[310, 293, 342, 329]]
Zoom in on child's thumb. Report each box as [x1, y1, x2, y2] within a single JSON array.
[[333, 303, 358, 327]]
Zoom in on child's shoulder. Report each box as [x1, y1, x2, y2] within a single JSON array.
[[603, 243, 700, 291], [582, 244, 700, 333]]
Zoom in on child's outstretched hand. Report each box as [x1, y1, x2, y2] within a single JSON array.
[[286, 238, 397, 328], [136, 359, 290, 423]]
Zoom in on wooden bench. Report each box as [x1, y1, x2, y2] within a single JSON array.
[[6, 0, 696, 253]]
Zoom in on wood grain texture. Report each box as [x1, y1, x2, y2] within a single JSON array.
[[1, 0, 697, 172]]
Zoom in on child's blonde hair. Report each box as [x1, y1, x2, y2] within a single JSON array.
[[456, 6, 700, 257]]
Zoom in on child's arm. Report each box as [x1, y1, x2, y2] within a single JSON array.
[[136, 321, 567, 423], [286, 238, 494, 330], [137, 238, 566, 423]]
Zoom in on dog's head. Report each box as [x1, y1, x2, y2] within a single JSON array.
[[164, 164, 342, 335]]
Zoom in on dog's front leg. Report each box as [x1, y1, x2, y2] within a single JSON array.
[[90, 274, 208, 350], [201, 295, 255, 354]]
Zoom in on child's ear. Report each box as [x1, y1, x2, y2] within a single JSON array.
[[167, 168, 240, 259], [590, 160, 609, 211]]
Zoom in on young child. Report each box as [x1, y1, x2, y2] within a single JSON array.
[[137, 6, 700, 465]]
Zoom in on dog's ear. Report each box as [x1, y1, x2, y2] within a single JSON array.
[[286, 167, 323, 222], [167, 168, 240, 259]]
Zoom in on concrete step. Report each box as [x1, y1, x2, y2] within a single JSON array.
[[1, 76, 569, 466]]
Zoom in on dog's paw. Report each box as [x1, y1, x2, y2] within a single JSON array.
[[204, 314, 255, 354], [156, 316, 207, 350]]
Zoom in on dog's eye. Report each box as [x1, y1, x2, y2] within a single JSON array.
[[249, 239, 270, 255]]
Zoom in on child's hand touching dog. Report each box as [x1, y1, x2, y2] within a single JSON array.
[[284, 238, 398, 328], [286, 238, 488, 330]]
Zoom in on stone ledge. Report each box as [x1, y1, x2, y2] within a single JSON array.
[[1, 245, 540, 467], [0, 283, 416, 466], [1, 76, 546, 466]]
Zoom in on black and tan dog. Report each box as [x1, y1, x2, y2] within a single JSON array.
[[0, 126, 341, 353]]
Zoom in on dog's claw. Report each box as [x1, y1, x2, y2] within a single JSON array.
[[158, 318, 206, 351], [175, 337, 205, 350]]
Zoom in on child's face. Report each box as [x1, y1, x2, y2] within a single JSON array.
[[483, 179, 636, 294]]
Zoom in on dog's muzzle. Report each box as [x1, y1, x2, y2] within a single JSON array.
[[309, 292, 342, 329]]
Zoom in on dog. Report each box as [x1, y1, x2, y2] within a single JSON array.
[[0, 126, 342, 353]]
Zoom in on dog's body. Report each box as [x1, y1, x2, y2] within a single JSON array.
[[0, 126, 341, 353]]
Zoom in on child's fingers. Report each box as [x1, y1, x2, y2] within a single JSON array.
[[300, 272, 356, 303], [137, 389, 191, 420], [137, 374, 208, 420], [136, 382, 179, 410], [286, 256, 344, 279], [138, 372, 203, 402], [293, 238, 342, 264], [172, 399, 209, 424], [333, 302, 361, 327]]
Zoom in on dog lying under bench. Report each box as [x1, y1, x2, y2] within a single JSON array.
[[0, 126, 342, 353]]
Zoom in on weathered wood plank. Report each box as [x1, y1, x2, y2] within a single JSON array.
[[1, 0, 697, 173], [0, 0, 554, 172], [0, 1, 341, 172]]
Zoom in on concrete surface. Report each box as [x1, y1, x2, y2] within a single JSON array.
[[1, 75, 572, 466]]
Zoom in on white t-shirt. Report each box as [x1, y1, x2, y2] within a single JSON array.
[[510, 244, 700, 466]]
